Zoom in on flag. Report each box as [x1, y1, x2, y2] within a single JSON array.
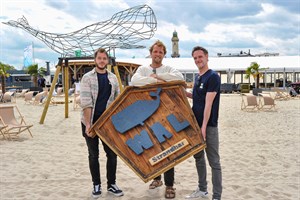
[[24, 44, 33, 68]]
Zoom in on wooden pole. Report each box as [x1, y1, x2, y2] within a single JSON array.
[[107, 64, 112, 72], [64, 61, 69, 118], [113, 65, 124, 92], [39, 59, 62, 124]]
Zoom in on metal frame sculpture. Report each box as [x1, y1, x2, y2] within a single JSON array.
[[3, 4, 157, 57], [2, 4, 157, 124]]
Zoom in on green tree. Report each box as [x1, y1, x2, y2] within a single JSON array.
[[245, 62, 267, 88], [26, 64, 47, 87], [0, 62, 15, 93]]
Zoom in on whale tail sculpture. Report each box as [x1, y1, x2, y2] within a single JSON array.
[[2, 4, 157, 57], [112, 88, 162, 133]]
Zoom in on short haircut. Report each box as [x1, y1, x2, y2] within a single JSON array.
[[191, 46, 208, 56], [149, 40, 167, 55], [94, 48, 109, 59]]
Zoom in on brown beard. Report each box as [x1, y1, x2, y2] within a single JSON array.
[[96, 65, 107, 70]]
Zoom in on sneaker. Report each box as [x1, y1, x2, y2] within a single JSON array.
[[185, 187, 208, 199], [92, 184, 102, 198], [107, 184, 124, 197]]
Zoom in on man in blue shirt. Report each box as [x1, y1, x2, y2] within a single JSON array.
[[186, 46, 222, 200]]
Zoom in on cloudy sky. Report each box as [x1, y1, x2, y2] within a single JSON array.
[[0, 0, 299, 69]]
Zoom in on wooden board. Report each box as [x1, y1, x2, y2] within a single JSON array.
[[90, 80, 206, 182]]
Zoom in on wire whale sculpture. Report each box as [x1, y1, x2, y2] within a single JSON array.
[[2, 4, 157, 57], [111, 88, 162, 134]]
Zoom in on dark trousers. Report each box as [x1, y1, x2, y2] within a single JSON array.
[[82, 123, 117, 188], [154, 167, 174, 187]]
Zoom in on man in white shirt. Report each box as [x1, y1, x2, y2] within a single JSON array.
[[131, 40, 183, 86], [131, 40, 184, 199]]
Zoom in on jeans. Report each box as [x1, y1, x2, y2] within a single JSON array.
[[154, 167, 174, 187], [194, 126, 222, 200], [82, 123, 117, 188]]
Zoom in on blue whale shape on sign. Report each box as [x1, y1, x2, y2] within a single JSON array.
[[111, 88, 162, 134]]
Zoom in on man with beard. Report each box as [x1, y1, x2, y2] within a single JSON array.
[[80, 48, 123, 198], [131, 40, 184, 199], [131, 40, 183, 86]]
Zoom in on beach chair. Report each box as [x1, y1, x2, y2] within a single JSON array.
[[258, 93, 276, 111], [3, 91, 16, 103], [0, 105, 33, 139], [73, 83, 81, 110], [56, 87, 65, 96], [241, 93, 259, 111], [24, 91, 34, 104], [33, 91, 47, 105], [0, 124, 8, 139], [271, 88, 290, 100], [16, 89, 29, 98], [73, 93, 81, 110]]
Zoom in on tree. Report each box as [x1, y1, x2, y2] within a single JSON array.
[[0, 62, 14, 93], [245, 62, 267, 88], [26, 64, 47, 87]]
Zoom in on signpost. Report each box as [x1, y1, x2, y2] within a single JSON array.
[[90, 80, 206, 182]]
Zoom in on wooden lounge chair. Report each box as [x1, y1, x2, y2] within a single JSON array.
[[258, 93, 276, 111], [0, 124, 8, 139], [73, 93, 80, 110], [0, 105, 33, 139], [33, 91, 47, 105], [241, 93, 259, 111], [3, 91, 16, 103], [56, 87, 65, 97], [24, 91, 34, 104], [271, 88, 290, 100], [16, 89, 29, 98]]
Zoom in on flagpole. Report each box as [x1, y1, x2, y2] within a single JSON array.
[[32, 41, 35, 64]]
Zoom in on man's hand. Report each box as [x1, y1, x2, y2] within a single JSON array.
[[201, 126, 206, 141], [85, 124, 94, 137], [150, 73, 166, 83]]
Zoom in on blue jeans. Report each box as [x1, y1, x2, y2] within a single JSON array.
[[194, 126, 222, 200], [82, 123, 117, 188]]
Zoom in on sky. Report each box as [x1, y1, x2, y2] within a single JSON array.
[[0, 0, 299, 70]]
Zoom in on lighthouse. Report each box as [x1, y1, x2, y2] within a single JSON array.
[[171, 30, 180, 58]]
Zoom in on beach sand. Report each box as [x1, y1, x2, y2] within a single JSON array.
[[0, 94, 299, 200]]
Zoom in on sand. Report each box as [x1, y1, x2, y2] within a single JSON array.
[[0, 94, 299, 200]]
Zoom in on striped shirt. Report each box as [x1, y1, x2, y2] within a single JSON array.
[[80, 68, 120, 125]]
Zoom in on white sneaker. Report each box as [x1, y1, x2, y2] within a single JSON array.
[[185, 187, 208, 199]]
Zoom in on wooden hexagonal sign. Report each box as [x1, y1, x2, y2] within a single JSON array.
[[90, 80, 206, 182]]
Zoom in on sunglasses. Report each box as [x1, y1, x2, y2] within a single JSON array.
[[195, 76, 201, 87]]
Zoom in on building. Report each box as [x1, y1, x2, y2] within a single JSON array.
[[118, 56, 300, 88]]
